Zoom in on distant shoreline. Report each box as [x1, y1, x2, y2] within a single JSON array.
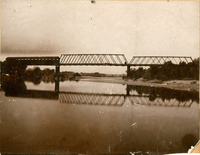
[[78, 76, 199, 92]]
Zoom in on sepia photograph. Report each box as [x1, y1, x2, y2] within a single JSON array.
[[0, 0, 199, 154]]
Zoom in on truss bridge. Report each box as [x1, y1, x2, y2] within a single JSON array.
[[5, 55, 195, 67], [3, 55, 196, 92], [5, 55, 195, 73]]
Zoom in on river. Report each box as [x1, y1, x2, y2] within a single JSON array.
[[0, 78, 199, 154]]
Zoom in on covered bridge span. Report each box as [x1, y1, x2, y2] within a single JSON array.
[[6, 57, 60, 65]]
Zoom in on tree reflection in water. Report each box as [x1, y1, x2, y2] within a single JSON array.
[[127, 85, 199, 103], [3, 76, 27, 96], [2, 76, 58, 99]]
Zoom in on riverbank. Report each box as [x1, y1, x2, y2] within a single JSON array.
[[78, 76, 199, 92]]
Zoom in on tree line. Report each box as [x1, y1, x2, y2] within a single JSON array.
[[1, 60, 27, 76], [127, 58, 199, 80], [23, 67, 55, 85]]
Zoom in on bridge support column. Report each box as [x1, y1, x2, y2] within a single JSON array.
[[127, 65, 130, 77], [0, 63, 2, 89], [126, 85, 130, 96], [55, 65, 60, 92]]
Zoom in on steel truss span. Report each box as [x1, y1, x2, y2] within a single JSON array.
[[59, 54, 128, 66], [129, 56, 194, 66]]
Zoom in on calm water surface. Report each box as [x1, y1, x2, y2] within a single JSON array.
[[1, 80, 199, 154]]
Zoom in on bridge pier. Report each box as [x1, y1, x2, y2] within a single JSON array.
[[55, 65, 60, 92], [127, 65, 130, 77], [126, 85, 130, 96], [0, 62, 2, 90]]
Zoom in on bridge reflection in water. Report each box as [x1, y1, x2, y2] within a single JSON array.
[[1, 78, 199, 154], [59, 92, 193, 107], [5, 90, 59, 99], [3, 79, 195, 108], [59, 92, 125, 106]]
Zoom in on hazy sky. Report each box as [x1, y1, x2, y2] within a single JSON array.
[[1, 0, 199, 73]]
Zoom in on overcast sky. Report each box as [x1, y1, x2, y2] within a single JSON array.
[[1, 0, 199, 73]]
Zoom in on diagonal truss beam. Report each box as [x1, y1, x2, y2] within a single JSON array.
[[59, 54, 128, 66]]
